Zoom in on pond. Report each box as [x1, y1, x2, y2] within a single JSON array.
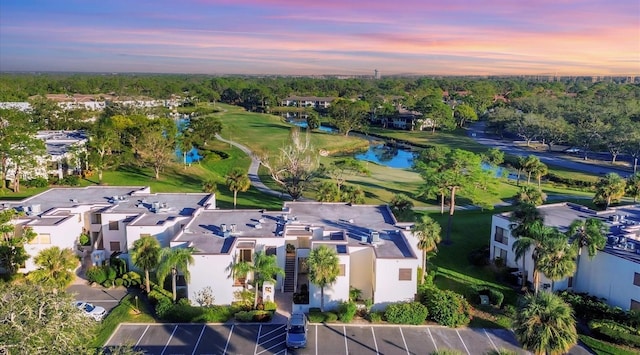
[[175, 116, 203, 164], [282, 112, 336, 133], [354, 144, 416, 169]]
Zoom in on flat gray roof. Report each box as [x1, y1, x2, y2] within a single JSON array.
[[284, 202, 415, 259], [506, 203, 640, 264]]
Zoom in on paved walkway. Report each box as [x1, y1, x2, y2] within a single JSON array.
[[215, 134, 292, 200]]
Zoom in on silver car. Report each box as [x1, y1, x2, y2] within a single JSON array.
[[285, 312, 308, 349], [73, 301, 107, 321]]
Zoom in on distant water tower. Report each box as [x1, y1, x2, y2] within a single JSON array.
[[374, 69, 381, 79]]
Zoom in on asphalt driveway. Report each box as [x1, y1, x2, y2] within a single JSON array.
[[66, 284, 128, 315]]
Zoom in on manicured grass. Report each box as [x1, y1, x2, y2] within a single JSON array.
[[91, 293, 156, 348], [579, 334, 639, 355], [366, 127, 488, 153]]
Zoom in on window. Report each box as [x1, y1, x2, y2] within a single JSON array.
[[91, 214, 102, 224], [109, 221, 119, 230], [338, 264, 345, 276], [494, 247, 508, 261], [109, 241, 121, 252], [494, 226, 508, 245], [631, 300, 640, 311], [30, 234, 51, 244], [239, 249, 253, 263], [634, 272, 640, 287], [265, 246, 277, 256], [399, 268, 412, 281], [568, 276, 573, 288]]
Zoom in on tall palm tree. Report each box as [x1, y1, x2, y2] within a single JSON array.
[[593, 172, 626, 208], [131, 236, 161, 293], [512, 220, 554, 293], [250, 251, 284, 309], [514, 292, 578, 355], [308, 245, 340, 312], [26, 246, 78, 291], [226, 168, 251, 208], [157, 247, 195, 302], [523, 155, 541, 185], [567, 218, 607, 289], [510, 202, 545, 290], [537, 235, 577, 290], [533, 161, 548, 188], [413, 215, 441, 278]]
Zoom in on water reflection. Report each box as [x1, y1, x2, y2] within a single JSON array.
[[354, 144, 416, 169], [282, 112, 336, 133]]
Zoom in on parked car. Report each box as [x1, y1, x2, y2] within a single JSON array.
[[564, 147, 581, 154], [73, 301, 107, 321], [285, 312, 308, 349]]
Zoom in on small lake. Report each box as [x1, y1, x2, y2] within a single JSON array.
[[287, 119, 336, 133], [175, 116, 203, 163], [355, 145, 416, 169]]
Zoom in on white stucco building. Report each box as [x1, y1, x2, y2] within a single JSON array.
[[1, 187, 421, 311], [490, 202, 640, 311]]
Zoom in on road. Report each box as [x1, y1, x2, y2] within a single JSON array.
[[467, 122, 632, 177]]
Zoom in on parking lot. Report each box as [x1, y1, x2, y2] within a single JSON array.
[[106, 323, 533, 355], [66, 284, 128, 315]]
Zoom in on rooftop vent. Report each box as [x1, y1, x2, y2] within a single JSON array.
[[360, 236, 368, 244], [70, 198, 78, 203], [254, 222, 263, 229], [258, 217, 266, 224], [221, 224, 227, 232], [371, 231, 380, 243], [230, 224, 237, 232], [348, 219, 354, 224]]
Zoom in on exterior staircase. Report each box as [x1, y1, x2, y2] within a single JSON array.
[[284, 254, 295, 292]]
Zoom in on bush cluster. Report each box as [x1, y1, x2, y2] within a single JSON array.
[[468, 286, 504, 308], [308, 309, 338, 323], [589, 319, 640, 348], [367, 311, 383, 323], [384, 302, 428, 325], [546, 173, 595, 190], [86, 264, 140, 288], [337, 301, 357, 323], [557, 291, 639, 327], [22, 177, 49, 188], [422, 287, 472, 327], [235, 310, 272, 322], [50, 175, 80, 186]]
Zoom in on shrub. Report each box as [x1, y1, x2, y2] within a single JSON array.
[[252, 310, 272, 322], [194, 306, 234, 323], [155, 297, 173, 319], [338, 302, 358, 323], [308, 311, 324, 323], [349, 287, 362, 302], [286, 243, 295, 253], [125, 271, 141, 286], [589, 319, 640, 348], [469, 286, 504, 308], [324, 312, 338, 322], [423, 287, 472, 327], [384, 302, 428, 325], [235, 311, 254, 322], [61, 175, 80, 186], [558, 291, 638, 327], [86, 266, 107, 284], [104, 266, 117, 281], [23, 177, 49, 188], [367, 311, 383, 323], [114, 278, 124, 287], [103, 279, 113, 288], [263, 301, 277, 311]]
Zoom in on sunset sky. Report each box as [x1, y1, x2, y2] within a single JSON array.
[[1, 0, 639, 76]]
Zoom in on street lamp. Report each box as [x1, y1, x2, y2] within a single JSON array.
[[135, 295, 139, 313]]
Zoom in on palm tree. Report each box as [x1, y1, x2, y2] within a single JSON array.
[[226, 168, 251, 208], [513, 186, 547, 206], [228, 251, 284, 309], [308, 245, 340, 312], [512, 220, 555, 293], [537, 235, 577, 290], [533, 161, 548, 188], [510, 202, 545, 290], [157, 247, 195, 302], [523, 155, 541, 185], [26, 246, 78, 291], [413, 215, 441, 278], [130, 236, 161, 294], [593, 172, 626, 208], [567, 218, 607, 289], [513, 292, 577, 355], [202, 179, 217, 194]]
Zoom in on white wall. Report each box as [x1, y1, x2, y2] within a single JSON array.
[[574, 250, 640, 311], [309, 252, 349, 311], [188, 254, 236, 305], [349, 247, 374, 300], [100, 213, 131, 254], [23, 216, 82, 272], [372, 258, 418, 311]]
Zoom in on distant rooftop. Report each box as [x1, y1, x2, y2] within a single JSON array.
[[500, 202, 640, 264], [36, 130, 88, 156]]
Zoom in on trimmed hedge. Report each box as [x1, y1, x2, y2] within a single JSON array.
[[589, 319, 640, 348], [558, 291, 639, 328], [338, 302, 357, 323], [384, 302, 428, 325]]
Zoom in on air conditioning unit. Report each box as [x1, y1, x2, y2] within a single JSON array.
[[360, 236, 368, 244], [371, 231, 380, 243]]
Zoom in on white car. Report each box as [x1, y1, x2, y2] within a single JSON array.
[[73, 301, 107, 321]]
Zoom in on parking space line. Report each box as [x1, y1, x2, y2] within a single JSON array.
[[160, 325, 178, 355], [223, 324, 235, 355], [427, 327, 438, 351], [254, 325, 262, 355], [399, 328, 410, 355], [256, 340, 286, 355], [104, 323, 122, 346], [371, 327, 379, 355], [191, 324, 206, 355], [259, 324, 285, 340], [135, 325, 150, 348], [343, 326, 348, 354], [315, 324, 318, 355], [483, 328, 498, 352], [455, 329, 471, 355]]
